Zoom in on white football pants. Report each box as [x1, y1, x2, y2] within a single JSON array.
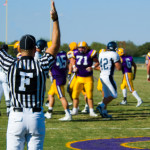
[[100, 75, 117, 99], [0, 72, 10, 102], [7, 107, 45, 150]]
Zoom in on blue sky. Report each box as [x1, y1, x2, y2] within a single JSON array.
[[0, 0, 150, 46]]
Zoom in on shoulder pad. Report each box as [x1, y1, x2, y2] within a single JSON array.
[[91, 49, 97, 57]]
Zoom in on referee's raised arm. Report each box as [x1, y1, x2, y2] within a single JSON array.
[[46, 1, 60, 57]]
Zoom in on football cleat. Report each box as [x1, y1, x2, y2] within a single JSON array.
[[89, 112, 98, 117], [59, 115, 72, 121], [45, 100, 49, 107], [81, 106, 89, 114], [120, 100, 127, 105], [44, 111, 52, 119], [71, 110, 78, 115], [136, 100, 143, 107], [101, 109, 112, 118], [96, 105, 103, 115]]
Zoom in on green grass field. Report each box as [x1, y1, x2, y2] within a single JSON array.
[[0, 66, 150, 149]]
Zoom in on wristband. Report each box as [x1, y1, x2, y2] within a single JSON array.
[[53, 17, 58, 22], [147, 75, 150, 79], [68, 72, 71, 75], [53, 13, 58, 22], [92, 65, 95, 69]]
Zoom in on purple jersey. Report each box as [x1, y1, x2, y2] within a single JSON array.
[[121, 55, 133, 74], [73, 49, 97, 77], [51, 51, 67, 85]]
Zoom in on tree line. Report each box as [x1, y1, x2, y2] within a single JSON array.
[[0, 40, 150, 58]]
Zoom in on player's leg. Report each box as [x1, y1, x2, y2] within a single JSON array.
[[97, 76, 117, 118], [26, 111, 45, 150], [56, 85, 72, 121], [44, 81, 55, 119], [81, 88, 89, 113], [84, 76, 97, 117], [7, 110, 25, 150], [72, 78, 83, 115], [2, 81, 11, 116], [97, 78, 104, 104], [120, 74, 127, 105], [126, 73, 143, 107], [67, 73, 76, 105]]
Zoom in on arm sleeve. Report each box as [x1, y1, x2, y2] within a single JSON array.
[[0, 49, 15, 73], [113, 52, 120, 63], [91, 50, 97, 58], [67, 51, 75, 59], [38, 53, 55, 73]]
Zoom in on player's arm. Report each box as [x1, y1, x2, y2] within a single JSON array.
[[94, 65, 100, 71], [0, 48, 15, 73], [70, 57, 78, 72], [147, 59, 150, 81], [115, 61, 122, 71], [46, 1, 60, 57], [132, 61, 137, 80], [86, 58, 99, 72]]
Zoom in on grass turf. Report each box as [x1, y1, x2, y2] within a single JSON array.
[[0, 66, 150, 149]]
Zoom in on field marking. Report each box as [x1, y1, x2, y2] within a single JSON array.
[[66, 137, 150, 150], [120, 140, 150, 149], [1, 127, 150, 130]]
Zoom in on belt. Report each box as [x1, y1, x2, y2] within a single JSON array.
[[13, 107, 41, 112]]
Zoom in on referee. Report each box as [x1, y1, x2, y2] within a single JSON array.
[[0, 1, 60, 150]]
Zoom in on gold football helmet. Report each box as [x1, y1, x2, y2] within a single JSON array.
[[117, 48, 125, 56], [69, 42, 77, 51], [14, 41, 21, 52]]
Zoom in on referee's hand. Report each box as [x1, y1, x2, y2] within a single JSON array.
[[50, 1, 58, 22]]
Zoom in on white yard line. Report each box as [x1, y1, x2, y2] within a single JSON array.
[[1, 127, 150, 131]]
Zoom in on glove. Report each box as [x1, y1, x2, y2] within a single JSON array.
[[67, 74, 71, 81]]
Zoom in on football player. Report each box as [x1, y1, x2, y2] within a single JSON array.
[[146, 52, 150, 68], [67, 42, 89, 113], [35, 39, 47, 61], [96, 49, 106, 103], [147, 52, 150, 81], [0, 44, 11, 116], [117, 48, 143, 107], [69, 41, 99, 117], [44, 50, 72, 121], [97, 41, 122, 118]]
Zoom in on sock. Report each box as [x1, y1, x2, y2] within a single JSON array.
[[48, 107, 53, 113], [132, 91, 142, 102], [85, 103, 88, 108], [89, 108, 94, 113], [73, 107, 78, 112], [122, 89, 127, 99], [65, 109, 71, 115]]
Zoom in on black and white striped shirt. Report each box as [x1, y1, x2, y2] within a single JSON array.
[[0, 49, 55, 108]]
